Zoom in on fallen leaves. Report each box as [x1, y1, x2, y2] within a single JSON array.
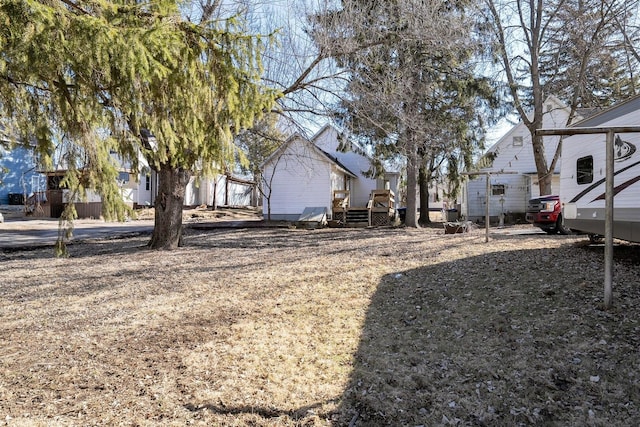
[[0, 225, 639, 425]]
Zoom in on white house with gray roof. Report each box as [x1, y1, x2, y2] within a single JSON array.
[[261, 125, 399, 222], [464, 96, 589, 223]]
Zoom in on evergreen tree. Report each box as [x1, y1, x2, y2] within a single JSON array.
[[313, 0, 497, 227], [0, 0, 276, 252]]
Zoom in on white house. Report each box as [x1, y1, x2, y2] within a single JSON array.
[[115, 152, 255, 209], [465, 96, 588, 222], [183, 173, 255, 207], [261, 125, 400, 221]]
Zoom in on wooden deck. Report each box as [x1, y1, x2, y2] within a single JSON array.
[[332, 190, 396, 227]]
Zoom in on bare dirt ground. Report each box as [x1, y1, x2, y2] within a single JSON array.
[[1, 219, 639, 426]]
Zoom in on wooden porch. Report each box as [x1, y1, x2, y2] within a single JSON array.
[[332, 189, 396, 227]]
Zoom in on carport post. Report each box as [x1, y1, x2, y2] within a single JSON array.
[[462, 171, 517, 243], [604, 130, 614, 307], [485, 174, 490, 243], [536, 126, 640, 308]]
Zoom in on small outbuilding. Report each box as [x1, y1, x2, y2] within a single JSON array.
[[261, 125, 399, 225]]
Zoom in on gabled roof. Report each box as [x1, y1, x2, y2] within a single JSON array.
[[261, 132, 358, 178], [474, 95, 579, 174], [310, 123, 402, 175], [311, 123, 337, 142], [484, 120, 524, 155], [484, 95, 573, 154], [311, 123, 366, 155], [575, 107, 602, 121], [316, 147, 358, 177]]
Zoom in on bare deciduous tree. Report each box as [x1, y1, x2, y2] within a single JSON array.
[[481, 0, 639, 195], [311, 0, 495, 227], [234, 114, 287, 221]]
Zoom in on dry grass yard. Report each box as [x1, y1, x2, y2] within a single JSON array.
[[1, 222, 639, 426]]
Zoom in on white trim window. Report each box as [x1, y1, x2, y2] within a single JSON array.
[[491, 184, 505, 196]]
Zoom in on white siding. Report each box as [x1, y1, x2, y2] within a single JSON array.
[[262, 126, 398, 219], [135, 173, 153, 206], [465, 96, 576, 218], [383, 173, 401, 207], [262, 137, 332, 220], [528, 174, 561, 198], [182, 175, 254, 207], [466, 174, 531, 219], [485, 97, 571, 176], [214, 175, 226, 206], [561, 105, 640, 210], [313, 125, 341, 152], [198, 179, 212, 205], [313, 125, 381, 207], [184, 177, 198, 205], [331, 169, 346, 193], [348, 168, 378, 207], [226, 181, 253, 206], [184, 176, 213, 206]]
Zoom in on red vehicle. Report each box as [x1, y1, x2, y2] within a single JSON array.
[[525, 195, 570, 234]]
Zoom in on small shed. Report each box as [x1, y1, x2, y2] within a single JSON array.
[[43, 171, 103, 219]]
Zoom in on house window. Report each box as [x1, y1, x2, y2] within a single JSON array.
[[512, 136, 523, 147], [48, 175, 65, 189], [577, 156, 593, 184], [145, 174, 150, 191], [31, 176, 40, 194], [118, 172, 130, 184], [491, 184, 505, 196]]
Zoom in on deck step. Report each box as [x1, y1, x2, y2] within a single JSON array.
[[346, 210, 369, 226]]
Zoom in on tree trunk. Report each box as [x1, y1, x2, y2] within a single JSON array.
[[148, 165, 191, 250], [418, 164, 431, 226], [266, 196, 271, 222], [538, 171, 553, 195], [531, 131, 553, 195], [212, 177, 218, 209], [530, 53, 553, 196], [404, 134, 420, 228]]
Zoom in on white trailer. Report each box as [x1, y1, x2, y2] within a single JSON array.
[[559, 97, 640, 243]]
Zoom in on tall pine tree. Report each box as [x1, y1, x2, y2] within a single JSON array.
[[312, 0, 497, 227], [0, 0, 276, 251]]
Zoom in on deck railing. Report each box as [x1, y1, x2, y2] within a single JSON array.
[[332, 189, 395, 226], [368, 189, 395, 226]]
